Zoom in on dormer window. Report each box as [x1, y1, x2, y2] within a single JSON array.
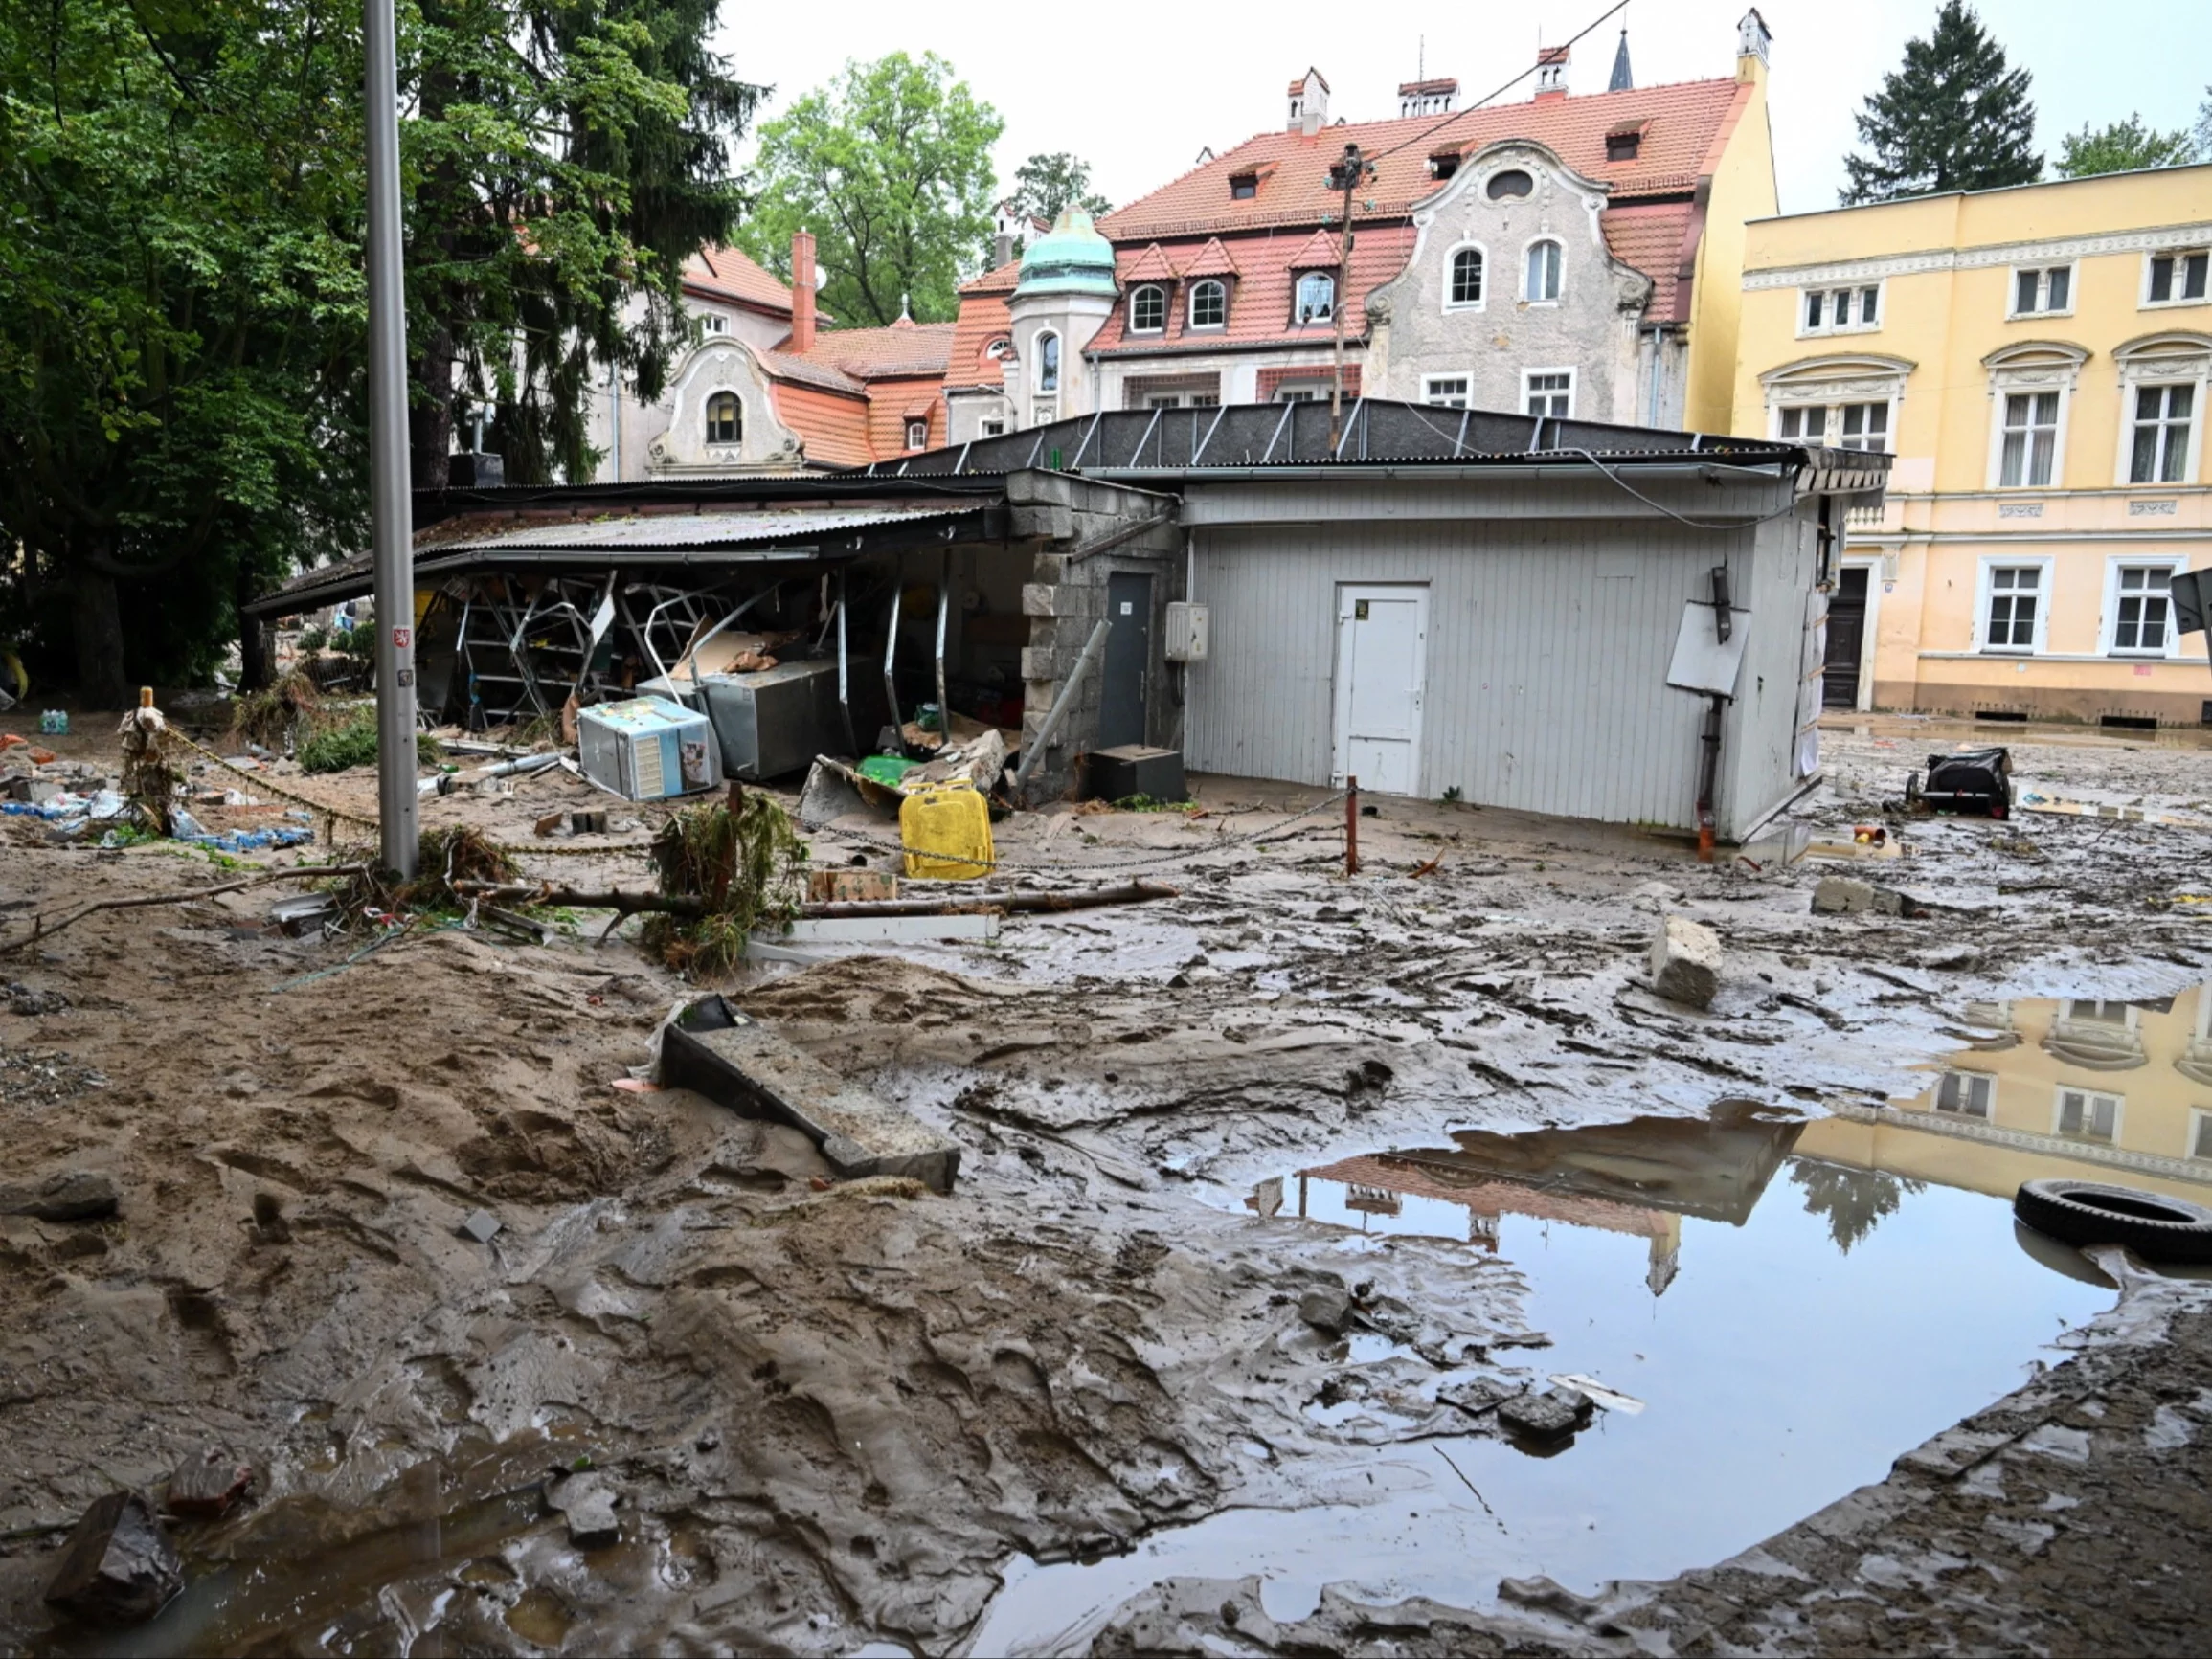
[[1295, 272, 1335, 324], [985, 337, 1014, 361], [905, 418, 928, 451], [1230, 173, 1258, 201], [1430, 151, 1460, 180], [1189, 280, 1227, 329], [1605, 130, 1641, 162], [701, 313, 729, 334], [705, 392, 740, 445], [1129, 284, 1166, 333]]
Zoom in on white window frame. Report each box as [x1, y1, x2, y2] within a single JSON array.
[[700, 311, 730, 335], [1273, 382, 1331, 403], [904, 418, 928, 451], [2051, 1085, 2124, 1145], [1034, 330, 1060, 393], [2006, 263, 2076, 321], [1443, 242, 1488, 312], [2065, 998, 2143, 1030], [1422, 374, 1471, 408], [1973, 555, 2054, 655], [2101, 555, 2187, 658], [1522, 238, 1563, 305], [1295, 272, 1335, 324], [980, 417, 1006, 437], [1993, 386, 2066, 489], [2189, 1106, 2212, 1162], [1187, 279, 1228, 331], [1523, 366, 1575, 418], [703, 391, 741, 446], [2126, 381, 2200, 485], [2112, 338, 2210, 486], [1797, 281, 1884, 339], [1127, 284, 1167, 335], [1934, 1068, 1996, 1118], [2141, 248, 2211, 310], [1981, 344, 2086, 491]]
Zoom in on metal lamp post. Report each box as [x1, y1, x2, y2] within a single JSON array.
[[365, 0, 419, 876]]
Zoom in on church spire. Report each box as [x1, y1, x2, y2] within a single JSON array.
[[1608, 26, 1633, 92]]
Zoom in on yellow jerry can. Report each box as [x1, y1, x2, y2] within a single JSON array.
[[899, 781, 995, 880]]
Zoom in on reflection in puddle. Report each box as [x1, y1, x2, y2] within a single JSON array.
[[974, 1042, 2185, 1654]]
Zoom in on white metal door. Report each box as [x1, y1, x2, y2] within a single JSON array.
[[1332, 584, 1427, 796]]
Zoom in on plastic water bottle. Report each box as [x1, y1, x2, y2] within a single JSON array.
[[40, 709, 68, 735]]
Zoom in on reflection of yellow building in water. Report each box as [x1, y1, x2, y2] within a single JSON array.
[[1797, 989, 2212, 1204]]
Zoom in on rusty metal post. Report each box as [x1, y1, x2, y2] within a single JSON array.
[[1344, 774, 1359, 875]]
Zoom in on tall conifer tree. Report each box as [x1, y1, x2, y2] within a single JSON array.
[[1841, 2, 2041, 203]]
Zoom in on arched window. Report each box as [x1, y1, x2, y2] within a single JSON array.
[[1189, 280, 1227, 329], [1524, 240, 1562, 303], [1448, 247, 1484, 307], [705, 392, 740, 445], [1129, 285, 1166, 333], [1295, 272, 1335, 324], [1036, 331, 1060, 392]]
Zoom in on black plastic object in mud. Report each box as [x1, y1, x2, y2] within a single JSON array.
[[1910, 747, 2012, 818], [2014, 1178, 2212, 1263]]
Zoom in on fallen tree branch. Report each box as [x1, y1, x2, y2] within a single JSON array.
[[1, 863, 371, 955], [451, 878, 1179, 922]]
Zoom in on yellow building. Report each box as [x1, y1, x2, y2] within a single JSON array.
[[1796, 990, 2212, 1206], [1730, 168, 2212, 722]]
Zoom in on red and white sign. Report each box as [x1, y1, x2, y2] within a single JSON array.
[[392, 626, 412, 651]]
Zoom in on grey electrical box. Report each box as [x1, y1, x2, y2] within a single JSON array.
[[1164, 601, 1209, 661]]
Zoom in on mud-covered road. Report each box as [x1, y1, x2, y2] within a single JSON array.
[[3, 712, 2211, 1653]]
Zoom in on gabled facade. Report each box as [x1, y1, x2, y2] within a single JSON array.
[[1731, 164, 2212, 723], [943, 11, 1776, 439]]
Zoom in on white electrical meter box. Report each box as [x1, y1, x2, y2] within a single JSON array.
[[1163, 601, 1210, 662]]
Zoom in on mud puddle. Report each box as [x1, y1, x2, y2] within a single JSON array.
[[969, 1096, 2123, 1655]]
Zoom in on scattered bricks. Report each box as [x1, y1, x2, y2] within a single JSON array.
[[0, 1170, 119, 1222], [544, 1472, 621, 1548], [569, 809, 607, 835], [1648, 915, 1722, 1010], [1439, 1377, 1513, 1417], [168, 1446, 253, 1520], [43, 1491, 183, 1626], [1498, 1386, 1593, 1442], [1298, 1286, 1352, 1335]]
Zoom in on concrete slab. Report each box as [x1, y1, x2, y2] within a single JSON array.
[[660, 996, 961, 1193]]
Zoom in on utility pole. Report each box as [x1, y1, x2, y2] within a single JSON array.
[[365, 0, 418, 877], [1326, 143, 1367, 456]]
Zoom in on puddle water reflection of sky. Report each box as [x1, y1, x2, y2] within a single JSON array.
[[971, 986, 2212, 1656]]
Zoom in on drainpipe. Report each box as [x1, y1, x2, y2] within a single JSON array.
[[933, 551, 951, 749], [882, 583, 903, 753], [1012, 618, 1111, 802]]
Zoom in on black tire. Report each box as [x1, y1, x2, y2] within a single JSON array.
[[2014, 1178, 2212, 1264]]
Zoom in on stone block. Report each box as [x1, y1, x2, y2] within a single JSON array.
[[1010, 504, 1074, 541], [43, 1491, 181, 1626], [0, 1170, 118, 1222], [1021, 583, 1059, 617], [1812, 877, 1921, 917], [1498, 1386, 1593, 1441], [1649, 915, 1721, 1010], [1020, 647, 1055, 682]]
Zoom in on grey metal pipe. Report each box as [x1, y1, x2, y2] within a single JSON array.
[[835, 572, 856, 756], [882, 582, 903, 746], [365, 0, 418, 875], [1011, 618, 1111, 799], [934, 555, 951, 749]]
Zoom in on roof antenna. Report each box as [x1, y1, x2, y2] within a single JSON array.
[[1417, 34, 1424, 81]]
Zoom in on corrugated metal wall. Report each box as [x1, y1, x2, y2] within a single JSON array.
[[1186, 509, 1808, 836]]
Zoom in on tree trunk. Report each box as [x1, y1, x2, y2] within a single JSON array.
[[237, 559, 272, 693], [71, 566, 130, 710], [410, 321, 456, 491]]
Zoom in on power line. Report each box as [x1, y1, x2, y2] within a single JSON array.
[[1367, 0, 1632, 166]]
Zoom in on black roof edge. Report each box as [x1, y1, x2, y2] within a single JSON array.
[[412, 470, 1008, 532]]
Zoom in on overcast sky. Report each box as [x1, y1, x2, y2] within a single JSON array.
[[711, 0, 2209, 221]]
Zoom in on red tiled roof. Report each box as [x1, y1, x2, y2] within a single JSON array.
[[1182, 237, 1242, 278], [752, 322, 954, 466], [1084, 222, 1416, 358], [1124, 243, 1180, 282], [948, 258, 1022, 392], [1601, 199, 1700, 322], [757, 349, 864, 394], [767, 380, 872, 468], [684, 246, 794, 315], [798, 320, 956, 380], [1284, 227, 1342, 269], [1100, 77, 1746, 241]]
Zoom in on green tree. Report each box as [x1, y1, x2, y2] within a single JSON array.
[[739, 53, 1003, 327], [2055, 114, 2197, 177], [1008, 152, 1112, 226], [1841, 1, 2041, 204], [1789, 1158, 1923, 1255]]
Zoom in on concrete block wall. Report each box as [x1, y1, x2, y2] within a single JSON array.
[[1005, 470, 1184, 799]]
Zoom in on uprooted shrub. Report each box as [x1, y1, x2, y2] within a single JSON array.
[[298, 714, 441, 774], [231, 670, 323, 751], [335, 825, 521, 922], [642, 789, 808, 977]]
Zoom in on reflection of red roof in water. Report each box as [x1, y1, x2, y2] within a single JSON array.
[[1300, 1155, 1672, 1240]]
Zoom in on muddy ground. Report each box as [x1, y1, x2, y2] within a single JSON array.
[[3, 712, 2211, 1653]]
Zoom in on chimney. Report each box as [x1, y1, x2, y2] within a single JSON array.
[[790, 229, 817, 355], [1397, 78, 1458, 118], [994, 230, 1014, 269], [1736, 8, 1772, 81], [1534, 45, 1569, 101], [1287, 67, 1329, 138]]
